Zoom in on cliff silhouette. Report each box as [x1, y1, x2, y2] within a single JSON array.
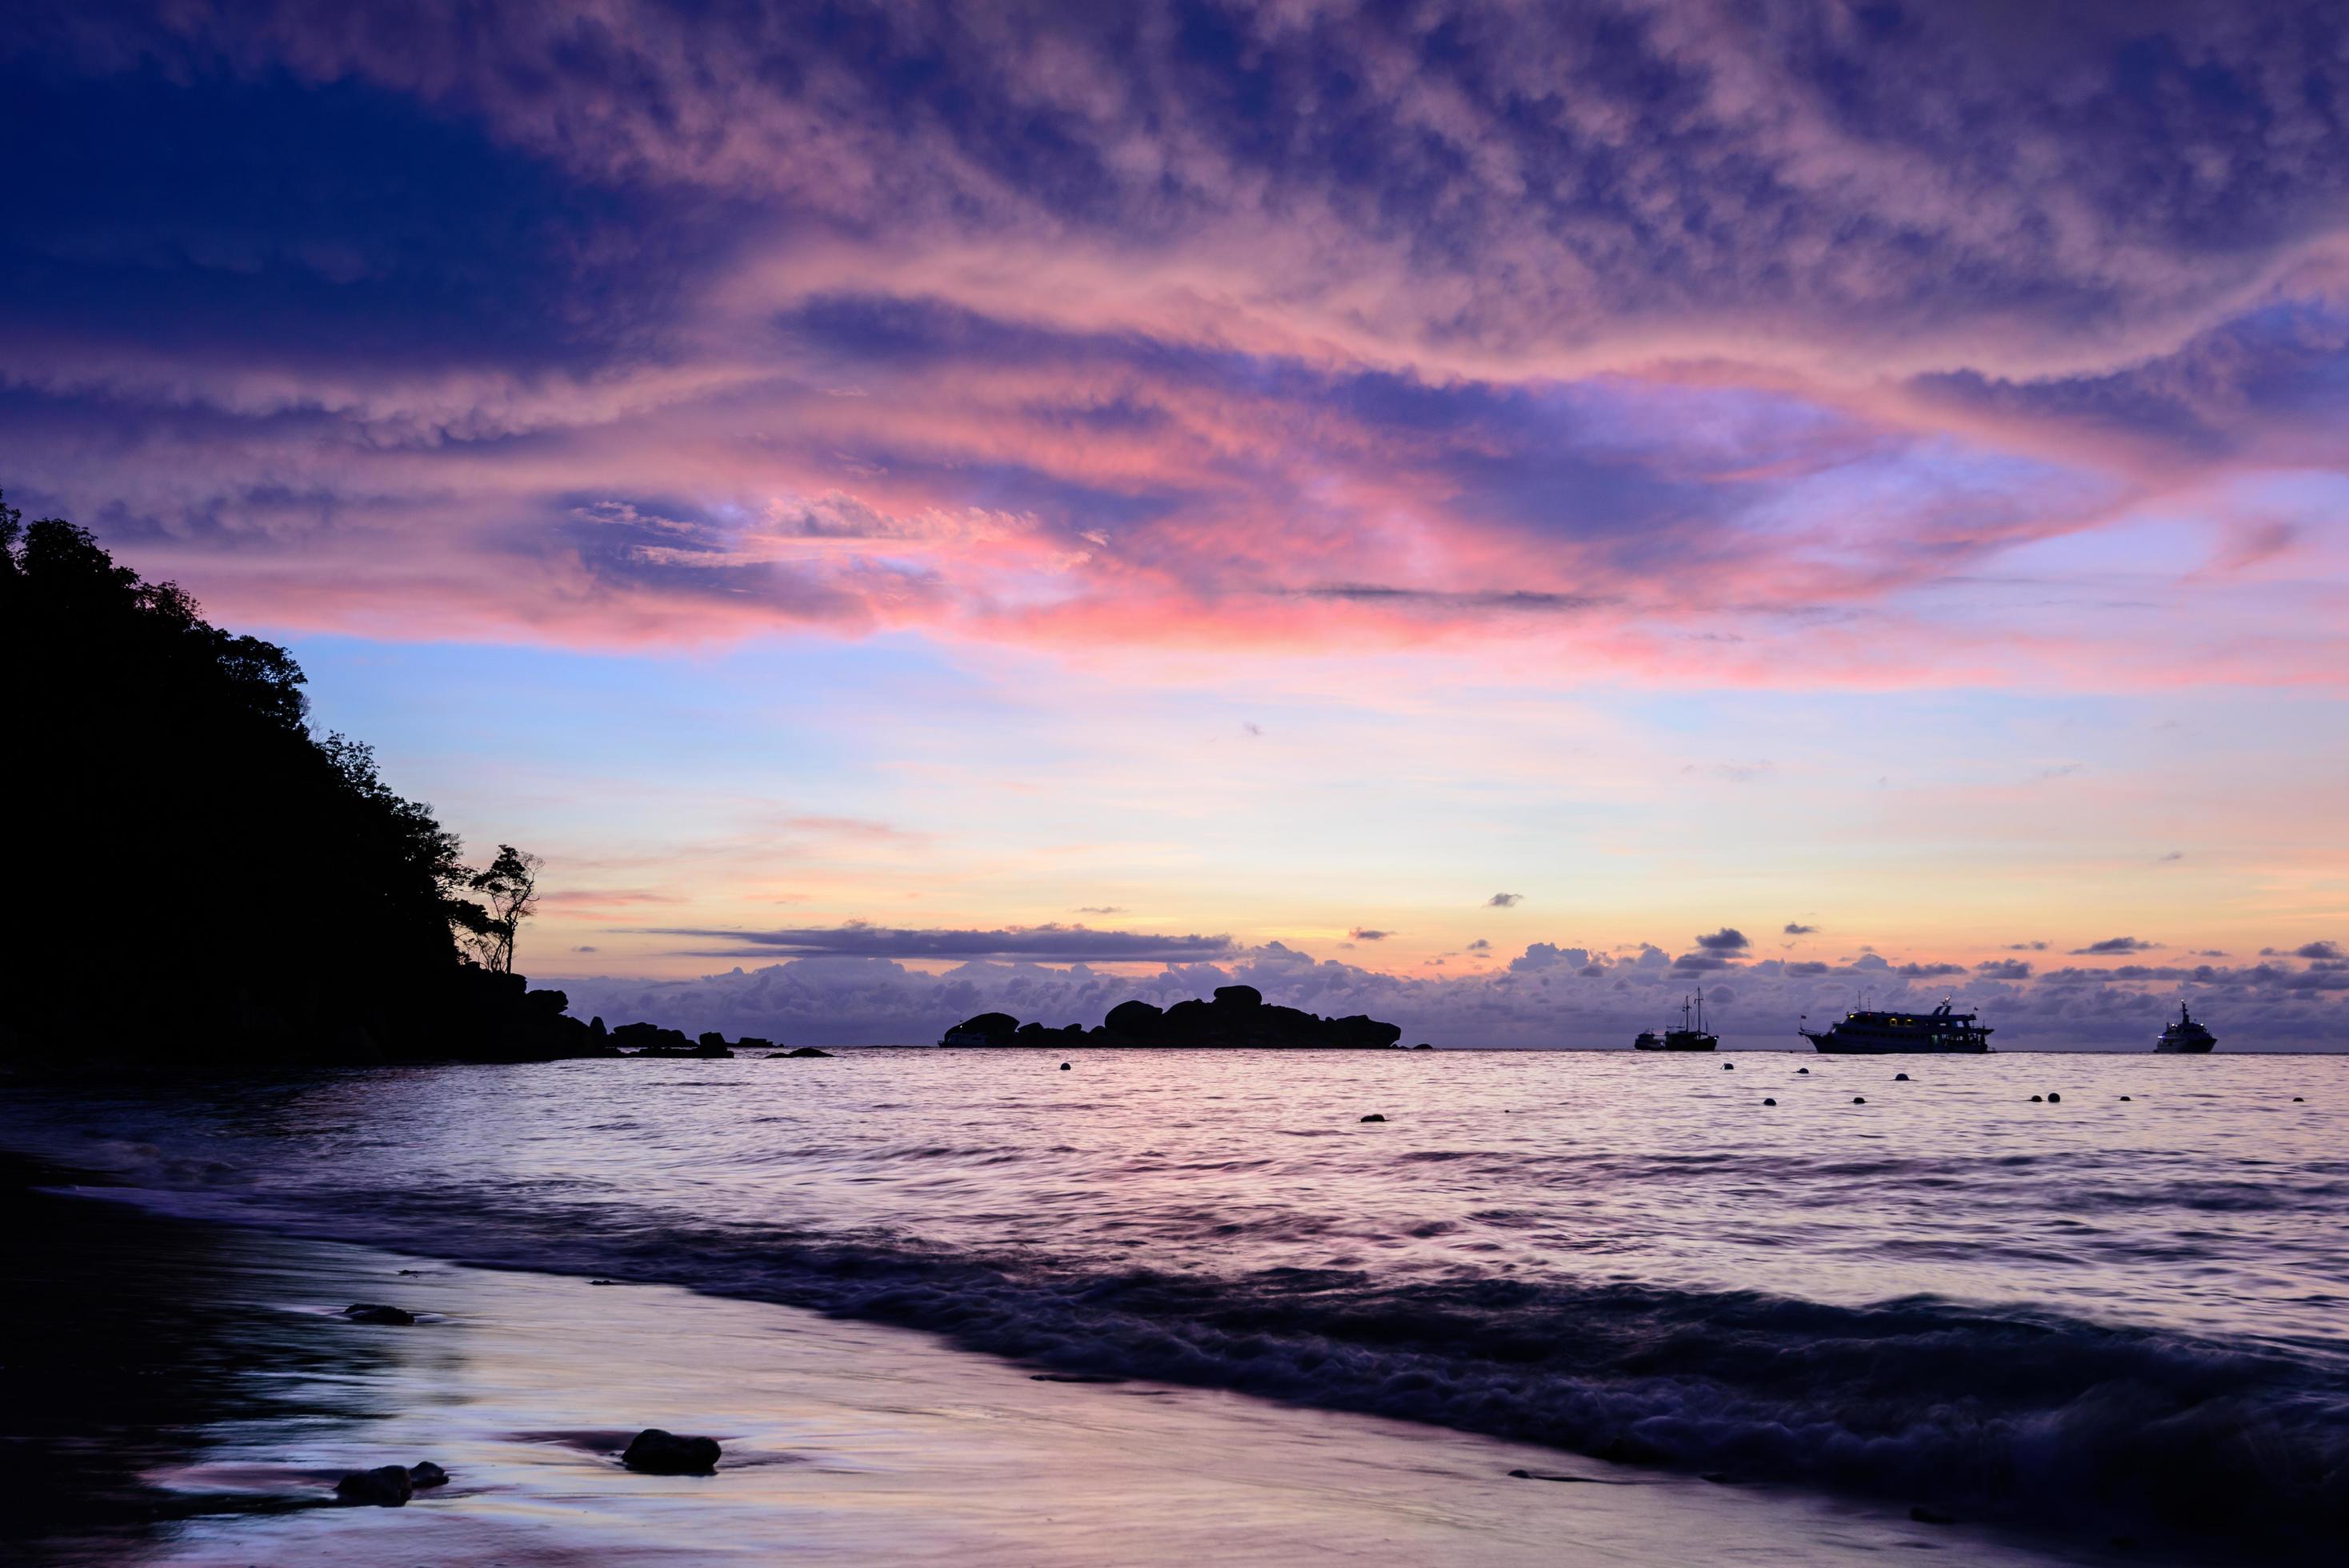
[[0, 495, 614, 1069]]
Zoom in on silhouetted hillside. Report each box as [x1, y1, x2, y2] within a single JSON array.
[[0, 494, 603, 1067]]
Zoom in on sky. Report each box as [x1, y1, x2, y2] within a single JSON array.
[[6, 1, 2347, 1045]]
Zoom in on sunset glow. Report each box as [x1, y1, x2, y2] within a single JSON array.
[[9, 2, 2347, 1042]]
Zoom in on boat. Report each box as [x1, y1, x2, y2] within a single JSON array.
[[1635, 989, 1719, 1051], [1800, 1000, 1991, 1054], [2154, 1002, 2217, 1054]]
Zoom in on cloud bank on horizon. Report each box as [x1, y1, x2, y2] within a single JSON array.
[[5, 0, 2349, 685], [552, 930, 2349, 1050]]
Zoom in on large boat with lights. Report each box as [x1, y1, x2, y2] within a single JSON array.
[[1799, 1001, 1992, 1054], [2154, 1002, 2217, 1054]]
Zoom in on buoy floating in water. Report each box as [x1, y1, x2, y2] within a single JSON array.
[[1852, 1096, 1867, 1104], [1763, 1098, 1777, 1106], [2047, 1092, 2061, 1103], [1895, 1073, 1910, 1082]]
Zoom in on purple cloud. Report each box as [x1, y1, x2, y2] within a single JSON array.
[[3, 0, 2347, 693], [634, 923, 1232, 963]]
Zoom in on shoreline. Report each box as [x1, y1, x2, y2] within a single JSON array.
[[6, 1177, 2137, 1567]]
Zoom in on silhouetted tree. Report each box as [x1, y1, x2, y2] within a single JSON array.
[[465, 844, 543, 974]]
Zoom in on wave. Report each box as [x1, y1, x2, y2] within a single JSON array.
[[88, 1176, 2349, 1556]]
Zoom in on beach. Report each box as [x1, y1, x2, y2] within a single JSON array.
[[10, 1175, 2139, 1566], [6, 1049, 2345, 1563]]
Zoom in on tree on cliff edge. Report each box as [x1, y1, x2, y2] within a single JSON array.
[[465, 845, 543, 974], [0, 493, 541, 1062]]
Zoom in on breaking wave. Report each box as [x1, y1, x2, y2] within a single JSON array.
[[91, 1176, 2349, 1554]]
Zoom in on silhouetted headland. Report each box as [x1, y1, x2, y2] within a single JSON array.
[[0, 494, 740, 1074], [939, 985, 1404, 1049]]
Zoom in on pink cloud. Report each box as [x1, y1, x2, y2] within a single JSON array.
[[10, 0, 2349, 692]]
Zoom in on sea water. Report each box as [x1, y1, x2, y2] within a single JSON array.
[[7, 1049, 2345, 1548]]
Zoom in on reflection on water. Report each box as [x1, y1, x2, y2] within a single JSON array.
[[21, 1051, 2345, 1339], [1, 1170, 384, 1561], [4, 1051, 2345, 1554], [5, 1182, 2127, 1567]]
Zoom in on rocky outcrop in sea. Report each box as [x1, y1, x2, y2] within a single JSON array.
[[938, 985, 1404, 1049]]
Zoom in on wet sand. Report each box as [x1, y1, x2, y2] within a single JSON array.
[[2, 1178, 2150, 1567]]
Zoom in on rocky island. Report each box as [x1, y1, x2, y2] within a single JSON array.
[[938, 985, 1404, 1049]]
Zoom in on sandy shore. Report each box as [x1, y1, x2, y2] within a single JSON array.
[[10, 1184, 2139, 1566]]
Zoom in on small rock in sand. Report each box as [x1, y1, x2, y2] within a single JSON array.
[[1797, 1067, 1810, 1074], [2030, 1094, 2044, 1102], [409, 1461, 450, 1488], [1359, 1113, 1387, 1123], [622, 1429, 722, 1475], [590, 1278, 621, 1286], [334, 1465, 415, 1506], [1060, 1062, 1071, 1070], [2120, 1095, 2131, 1101], [342, 1303, 415, 1326], [1723, 1062, 1734, 1070]]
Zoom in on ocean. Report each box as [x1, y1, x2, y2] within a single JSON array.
[[7, 1047, 2345, 1557]]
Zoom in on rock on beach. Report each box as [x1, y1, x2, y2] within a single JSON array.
[[341, 1302, 414, 1326], [622, 1429, 722, 1474]]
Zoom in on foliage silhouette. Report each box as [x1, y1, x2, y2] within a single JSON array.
[[466, 844, 544, 974], [0, 494, 596, 1066]]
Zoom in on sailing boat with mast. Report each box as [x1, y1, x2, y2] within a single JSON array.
[[1634, 988, 1720, 1051]]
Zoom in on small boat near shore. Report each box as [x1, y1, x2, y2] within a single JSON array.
[[1800, 1001, 1992, 1054], [1635, 990, 1719, 1051], [2155, 1002, 2217, 1054]]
